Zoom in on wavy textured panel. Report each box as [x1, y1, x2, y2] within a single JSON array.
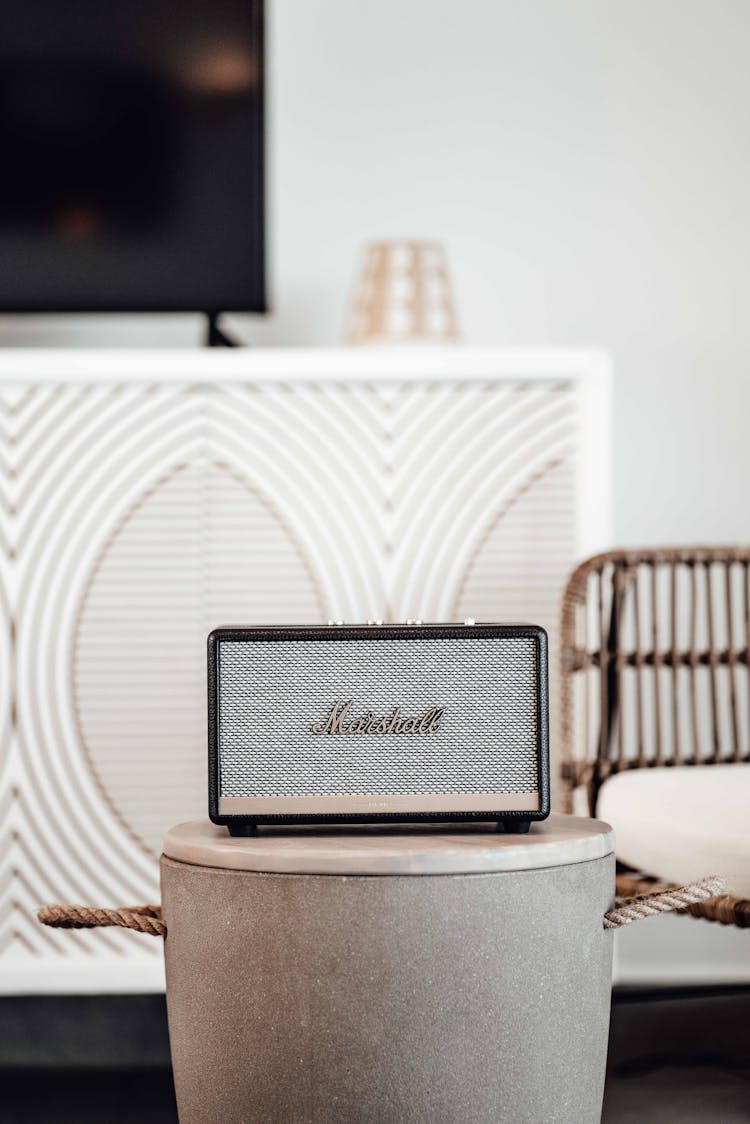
[[452, 457, 577, 751], [75, 461, 324, 856], [0, 356, 606, 991]]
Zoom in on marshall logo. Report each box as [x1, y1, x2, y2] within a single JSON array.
[[310, 700, 445, 737]]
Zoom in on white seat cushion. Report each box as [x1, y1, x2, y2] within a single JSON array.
[[597, 763, 750, 898]]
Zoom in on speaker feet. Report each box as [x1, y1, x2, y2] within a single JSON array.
[[497, 819, 531, 834], [227, 822, 258, 837]]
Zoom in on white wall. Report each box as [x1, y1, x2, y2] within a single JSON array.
[[1, 0, 748, 979], [2, 0, 750, 547]]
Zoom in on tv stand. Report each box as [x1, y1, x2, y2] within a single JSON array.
[[205, 312, 239, 348]]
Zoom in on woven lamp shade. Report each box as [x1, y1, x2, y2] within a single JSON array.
[[345, 240, 460, 345]]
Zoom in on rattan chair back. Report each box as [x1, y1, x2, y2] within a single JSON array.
[[561, 546, 750, 815]]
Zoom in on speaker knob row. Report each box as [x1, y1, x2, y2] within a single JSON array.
[[326, 619, 476, 625]]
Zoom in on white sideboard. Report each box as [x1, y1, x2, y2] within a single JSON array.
[[0, 347, 611, 992]]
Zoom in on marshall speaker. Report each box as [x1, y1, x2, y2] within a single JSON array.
[[208, 623, 550, 833]]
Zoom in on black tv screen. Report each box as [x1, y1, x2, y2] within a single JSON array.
[[0, 1, 265, 312]]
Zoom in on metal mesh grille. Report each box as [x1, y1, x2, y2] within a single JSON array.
[[217, 637, 540, 797]]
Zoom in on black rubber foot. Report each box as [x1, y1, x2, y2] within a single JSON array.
[[227, 822, 258, 837], [499, 819, 531, 834]]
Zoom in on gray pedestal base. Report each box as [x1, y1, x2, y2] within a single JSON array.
[[161, 820, 614, 1124]]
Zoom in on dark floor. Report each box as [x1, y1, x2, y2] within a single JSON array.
[[1, 1069, 178, 1124], [1, 988, 748, 1122], [602, 986, 750, 1122]]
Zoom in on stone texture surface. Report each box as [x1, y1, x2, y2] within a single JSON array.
[[162, 850, 614, 1123], [162, 813, 614, 876]]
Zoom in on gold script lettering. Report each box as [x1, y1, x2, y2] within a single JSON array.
[[310, 701, 445, 736]]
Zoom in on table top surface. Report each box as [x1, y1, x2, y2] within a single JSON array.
[[162, 814, 614, 875]]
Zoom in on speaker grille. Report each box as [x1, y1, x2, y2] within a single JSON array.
[[216, 636, 539, 798]]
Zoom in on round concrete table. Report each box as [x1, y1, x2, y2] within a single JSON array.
[[161, 814, 615, 1124]]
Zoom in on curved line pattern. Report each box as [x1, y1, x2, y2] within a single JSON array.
[[10, 391, 205, 952], [22, 395, 199, 897], [449, 456, 571, 618], [211, 390, 377, 615], [397, 391, 575, 613], [394, 384, 541, 537], [426, 425, 576, 617], [0, 372, 583, 974], [71, 461, 198, 863], [213, 459, 327, 623], [72, 455, 327, 858]]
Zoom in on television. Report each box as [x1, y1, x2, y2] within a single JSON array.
[[0, 1, 265, 314]]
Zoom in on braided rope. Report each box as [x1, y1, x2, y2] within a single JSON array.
[[37, 903, 166, 937], [603, 875, 727, 929], [37, 876, 729, 937]]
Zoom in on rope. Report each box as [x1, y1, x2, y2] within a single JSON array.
[[37, 903, 166, 937], [603, 875, 727, 929], [38, 875, 729, 937]]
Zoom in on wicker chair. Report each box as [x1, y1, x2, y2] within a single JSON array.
[[561, 546, 750, 928]]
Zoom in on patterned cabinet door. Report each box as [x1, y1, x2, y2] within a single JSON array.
[[0, 349, 611, 992]]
